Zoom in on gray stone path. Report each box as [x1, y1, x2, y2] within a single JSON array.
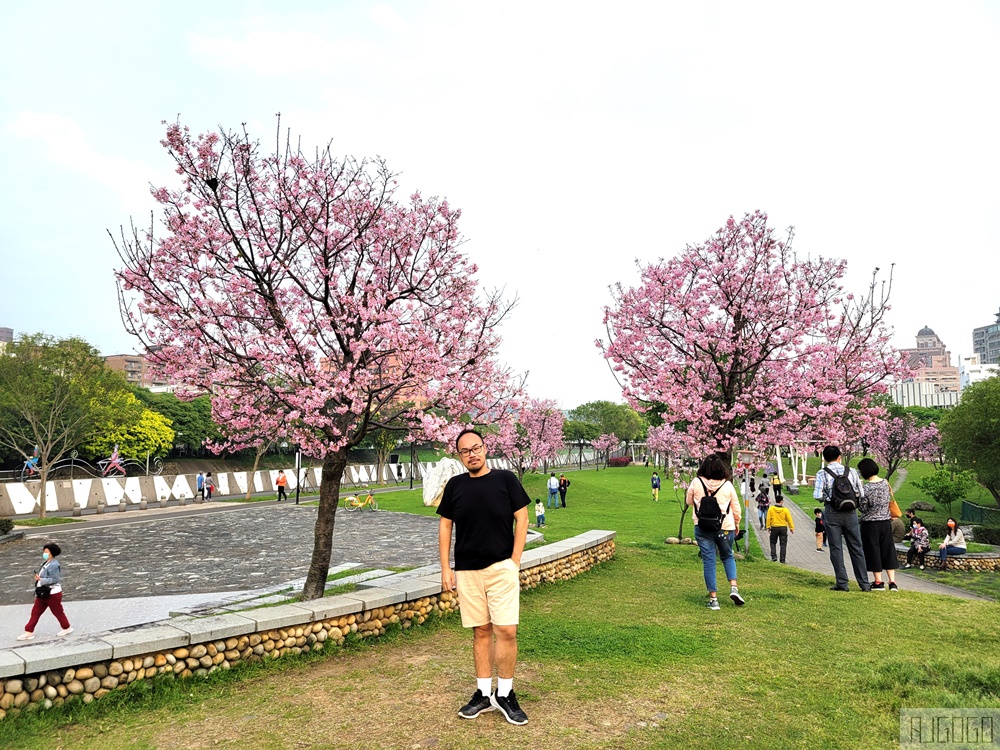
[[0, 504, 440, 605], [751, 494, 989, 600]]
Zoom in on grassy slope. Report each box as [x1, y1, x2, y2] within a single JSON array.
[[2, 466, 999, 750]]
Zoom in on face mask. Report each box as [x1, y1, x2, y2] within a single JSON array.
[[948, 523, 956, 529], [42, 552, 50, 560]]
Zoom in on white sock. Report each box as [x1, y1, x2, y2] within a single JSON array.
[[477, 677, 492, 696], [496, 677, 513, 698]]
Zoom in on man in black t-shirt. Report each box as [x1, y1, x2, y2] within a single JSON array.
[[438, 428, 530, 726]]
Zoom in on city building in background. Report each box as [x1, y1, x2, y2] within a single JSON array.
[[889, 381, 960, 408], [0, 326, 11, 353], [960, 353, 1000, 390], [104, 353, 175, 392], [893, 326, 961, 407], [973, 308, 1000, 365]]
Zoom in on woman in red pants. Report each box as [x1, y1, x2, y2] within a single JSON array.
[[17, 542, 73, 640]]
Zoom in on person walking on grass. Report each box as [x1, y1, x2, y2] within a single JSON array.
[[18, 543, 73, 640], [546, 472, 559, 510], [813, 445, 871, 592], [651, 471, 661, 502], [765, 496, 794, 563], [814, 508, 826, 552], [558, 474, 570, 508], [439, 428, 530, 726], [903, 517, 930, 570], [857, 458, 899, 591], [686, 454, 745, 611]]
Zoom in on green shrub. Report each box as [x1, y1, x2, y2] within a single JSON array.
[[971, 526, 1000, 546], [0, 519, 13, 535]]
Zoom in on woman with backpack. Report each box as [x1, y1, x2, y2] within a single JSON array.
[[686, 453, 745, 610]]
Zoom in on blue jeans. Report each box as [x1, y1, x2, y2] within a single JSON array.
[[939, 545, 965, 563], [695, 526, 737, 594], [547, 489, 559, 508], [536, 514, 545, 527], [757, 508, 766, 527]]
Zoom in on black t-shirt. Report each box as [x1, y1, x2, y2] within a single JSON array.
[[437, 469, 530, 571]]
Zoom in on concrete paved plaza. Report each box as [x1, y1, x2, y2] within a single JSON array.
[[0, 503, 440, 605]]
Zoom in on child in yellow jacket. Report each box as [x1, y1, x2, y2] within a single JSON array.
[[765, 497, 795, 563]]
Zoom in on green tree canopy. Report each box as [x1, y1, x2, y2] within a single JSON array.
[[940, 377, 1000, 504], [81, 390, 175, 460], [0, 334, 132, 517], [134, 389, 217, 450], [569, 401, 645, 442]]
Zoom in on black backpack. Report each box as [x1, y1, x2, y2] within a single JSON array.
[[823, 466, 859, 512], [696, 478, 730, 533]]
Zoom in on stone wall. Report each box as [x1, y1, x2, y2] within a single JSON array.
[[894, 545, 1000, 571], [0, 531, 615, 722]]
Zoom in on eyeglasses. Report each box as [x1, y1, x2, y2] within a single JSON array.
[[458, 444, 485, 458]]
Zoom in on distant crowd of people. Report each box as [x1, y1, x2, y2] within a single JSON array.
[[686, 444, 968, 608]]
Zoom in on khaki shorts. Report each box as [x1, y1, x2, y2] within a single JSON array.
[[455, 558, 520, 628]]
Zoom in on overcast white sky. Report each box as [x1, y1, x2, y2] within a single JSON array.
[[1, 1, 998, 410]]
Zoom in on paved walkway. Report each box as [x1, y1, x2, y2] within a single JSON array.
[[751, 492, 988, 600], [0, 591, 256, 645], [0, 504, 440, 604]]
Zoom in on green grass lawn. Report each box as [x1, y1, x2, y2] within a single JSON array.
[[2, 466, 999, 749], [12, 517, 83, 527]]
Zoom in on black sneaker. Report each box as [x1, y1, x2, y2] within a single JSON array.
[[871, 582, 886, 591], [888, 582, 899, 591], [458, 689, 495, 719], [491, 690, 528, 725]]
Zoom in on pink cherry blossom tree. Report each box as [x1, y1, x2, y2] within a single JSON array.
[[592, 433, 619, 469], [645, 423, 681, 469], [865, 415, 940, 480], [492, 398, 565, 479], [601, 211, 908, 462], [114, 121, 518, 599]]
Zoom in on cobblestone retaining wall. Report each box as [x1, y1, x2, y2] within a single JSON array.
[[894, 547, 1000, 572], [0, 532, 615, 721]]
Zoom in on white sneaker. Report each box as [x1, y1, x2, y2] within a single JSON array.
[[16, 632, 34, 641], [57, 627, 74, 637]]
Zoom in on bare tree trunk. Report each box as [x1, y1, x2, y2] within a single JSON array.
[[302, 450, 348, 600], [677, 504, 689, 539], [37, 466, 49, 519], [247, 443, 266, 501]]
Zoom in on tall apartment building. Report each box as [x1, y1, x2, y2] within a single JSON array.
[[0, 327, 12, 344], [973, 308, 1000, 365], [104, 353, 174, 391]]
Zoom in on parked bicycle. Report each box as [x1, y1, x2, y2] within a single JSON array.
[[342, 490, 378, 512]]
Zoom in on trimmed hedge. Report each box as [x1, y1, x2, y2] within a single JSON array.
[[0, 519, 13, 535], [607, 457, 631, 468]]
